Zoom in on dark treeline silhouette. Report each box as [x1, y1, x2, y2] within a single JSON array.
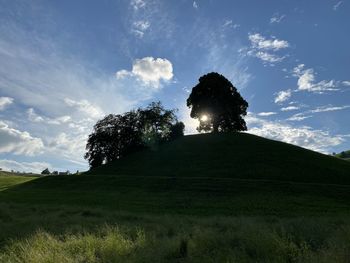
[[85, 102, 184, 168], [187, 72, 248, 133], [85, 72, 249, 169]]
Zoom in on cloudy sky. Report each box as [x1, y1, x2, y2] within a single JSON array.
[[1, 0, 350, 173]]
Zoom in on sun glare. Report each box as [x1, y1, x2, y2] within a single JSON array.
[[200, 114, 209, 122]]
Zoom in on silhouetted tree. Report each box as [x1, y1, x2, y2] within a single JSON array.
[[187, 72, 248, 133], [85, 102, 184, 168], [41, 168, 50, 175]]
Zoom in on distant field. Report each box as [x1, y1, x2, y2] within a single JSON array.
[[1, 133, 350, 262]]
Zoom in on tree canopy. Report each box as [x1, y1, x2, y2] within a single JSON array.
[[187, 72, 248, 133], [85, 102, 184, 168]]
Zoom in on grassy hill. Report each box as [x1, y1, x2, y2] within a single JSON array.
[[1, 133, 350, 262], [89, 132, 350, 184]]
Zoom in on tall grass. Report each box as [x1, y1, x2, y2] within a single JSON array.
[[1, 204, 350, 262]]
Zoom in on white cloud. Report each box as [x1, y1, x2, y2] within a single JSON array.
[[257, 112, 277, 116], [293, 64, 338, 92], [286, 105, 350, 122], [27, 108, 44, 122], [274, 89, 292, 104], [116, 57, 173, 88], [281, 106, 299, 111], [246, 33, 289, 65], [222, 20, 240, 29], [0, 121, 44, 156], [287, 113, 312, 121], [27, 108, 71, 125], [249, 33, 289, 51], [246, 114, 344, 153], [0, 159, 51, 173], [0, 97, 14, 110], [131, 0, 146, 10], [270, 14, 286, 24], [132, 20, 150, 38], [254, 51, 285, 63], [333, 1, 343, 10], [193, 1, 198, 9], [47, 132, 87, 163], [310, 105, 350, 113], [64, 98, 104, 119]]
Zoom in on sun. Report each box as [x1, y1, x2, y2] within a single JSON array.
[[200, 114, 209, 122]]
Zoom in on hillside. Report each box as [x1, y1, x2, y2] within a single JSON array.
[[89, 132, 350, 184], [1, 133, 350, 262]]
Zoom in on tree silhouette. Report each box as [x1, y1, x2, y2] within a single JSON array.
[[187, 72, 248, 133], [85, 102, 184, 168], [41, 168, 50, 175]]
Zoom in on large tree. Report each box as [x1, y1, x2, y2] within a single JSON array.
[[187, 72, 248, 133], [85, 102, 184, 168]]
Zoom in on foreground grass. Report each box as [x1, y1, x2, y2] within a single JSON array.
[[1, 203, 350, 263], [1, 175, 350, 262]]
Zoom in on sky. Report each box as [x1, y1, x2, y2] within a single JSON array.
[[0, 0, 350, 173]]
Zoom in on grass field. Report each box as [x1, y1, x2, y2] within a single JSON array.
[[1, 133, 350, 262]]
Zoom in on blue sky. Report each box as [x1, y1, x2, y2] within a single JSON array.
[[0, 0, 349, 173]]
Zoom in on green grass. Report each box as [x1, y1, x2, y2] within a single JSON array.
[[1, 133, 350, 262], [335, 150, 350, 160]]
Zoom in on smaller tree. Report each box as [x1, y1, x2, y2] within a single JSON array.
[[85, 102, 184, 168], [41, 168, 50, 175]]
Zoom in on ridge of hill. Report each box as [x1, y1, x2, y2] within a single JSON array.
[[88, 133, 350, 184]]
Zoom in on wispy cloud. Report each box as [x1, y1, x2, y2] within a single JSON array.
[[274, 89, 292, 104], [310, 105, 350, 113], [245, 33, 289, 65], [222, 20, 240, 29], [249, 33, 289, 51], [193, 1, 198, 9], [0, 97, 14, 110], [293, 64, 339, 92], [286, 104, 350, 122], [270, 13, 286, 24], [131, 0, 146, 10], [0, 121, 44, 156], [281, 106, 299, 111], [257, 112, 277, 116], [64, 98, 104, 119], [131, 20, 151, 38], [246, 114, 344, 153], [333, 1, 343, 10], [287, 113, 312, 121]]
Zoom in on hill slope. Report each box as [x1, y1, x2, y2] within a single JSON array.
[[336, 150, 350, 161], [89, 133, 350, 184]]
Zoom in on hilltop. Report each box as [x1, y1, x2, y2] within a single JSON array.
[[89, 132, 350, 184]]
